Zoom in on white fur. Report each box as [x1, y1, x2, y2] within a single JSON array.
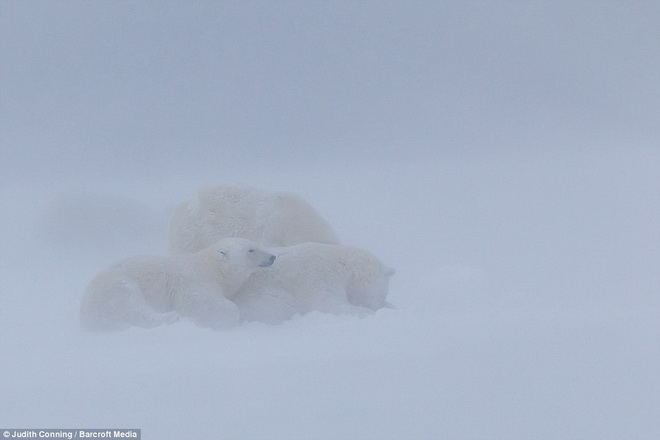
[[234, 243, 395, 325], [168, 184, 339, 254], [80, 238, 275, 331]]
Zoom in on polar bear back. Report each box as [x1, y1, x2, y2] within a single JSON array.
[[234, 243, 394, 324], [168, 184, 339, 254], [273, 243, 393, 310]]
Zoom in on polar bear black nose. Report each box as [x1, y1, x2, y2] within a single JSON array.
[[259, 254, 276, 267]]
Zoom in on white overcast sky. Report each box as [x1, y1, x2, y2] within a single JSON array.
[[2, 1, 660, 184]]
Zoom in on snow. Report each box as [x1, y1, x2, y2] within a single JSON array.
[[2, 154, 659, 439], [2, 2, 660, 438]]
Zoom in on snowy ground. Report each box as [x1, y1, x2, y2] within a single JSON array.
[[1, 152, 659, 439]]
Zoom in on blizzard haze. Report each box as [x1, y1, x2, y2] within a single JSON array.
[[1, 1, 659, 439]]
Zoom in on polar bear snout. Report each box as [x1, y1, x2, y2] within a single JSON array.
[[259, 254, 276, 267], [249, 248, 276, 267]]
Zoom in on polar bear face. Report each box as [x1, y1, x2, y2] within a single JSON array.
[[214, 237, 276, 269], [204, 237, 277, 299], [348, 266, 395, 310]]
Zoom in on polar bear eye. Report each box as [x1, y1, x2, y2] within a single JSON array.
[[248, 249, 255, 253], [218, 250, 227, 257]]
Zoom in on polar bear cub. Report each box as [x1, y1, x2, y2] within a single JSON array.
[[168, 184, 339, 254], [234, 243, 394, 325], [80, 238, 276, 331]]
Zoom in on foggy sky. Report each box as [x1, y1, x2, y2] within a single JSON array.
[[2, 1, 660, 184]]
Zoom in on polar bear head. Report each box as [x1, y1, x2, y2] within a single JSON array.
[[347, 260, 395, 311], [215, 237, 276, 268], [203, 237, 276, 297]]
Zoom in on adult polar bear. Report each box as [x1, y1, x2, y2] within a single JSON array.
[[168, 184, 339, 254], [80, 238, 276, 331], [233, 243, 395, 325]]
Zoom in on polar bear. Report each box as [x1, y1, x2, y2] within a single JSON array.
[[233, 243, 395, 325], [168, 184, 339, 254], [80, 238, 276, 331]]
